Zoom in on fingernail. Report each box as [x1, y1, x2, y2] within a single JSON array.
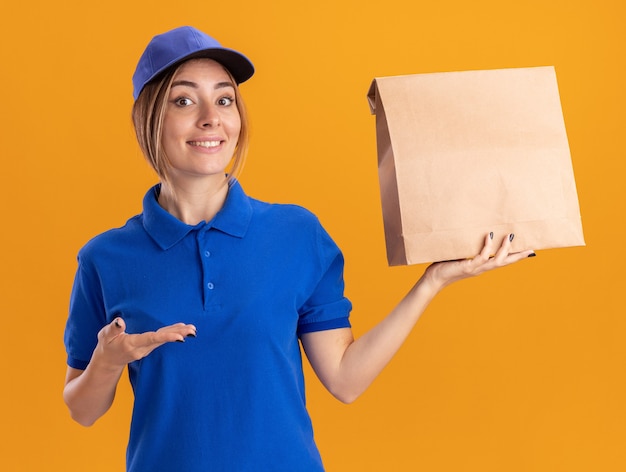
[[509, 233, 515, 242], [114, 319, 121, 328], [186, 332, 196, 338], [489, 232, 494, 240], [528, 253, 536, 258], [176, 338, 185, 343]]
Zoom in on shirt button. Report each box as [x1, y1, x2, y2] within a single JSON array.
[[204, 250, 211, 257], [207, 282, 215, 290]]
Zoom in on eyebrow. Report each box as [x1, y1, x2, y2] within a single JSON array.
[[170, 80, 235, 90]]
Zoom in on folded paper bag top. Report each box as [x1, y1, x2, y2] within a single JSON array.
[[367, 66, 585, 266]]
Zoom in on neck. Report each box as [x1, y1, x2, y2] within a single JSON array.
[[158, 175, 230, 225]]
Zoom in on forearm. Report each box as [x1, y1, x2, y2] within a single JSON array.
[[305, 233, 532, 403], [332, 275, 442, 402], [63, 318, 198, 425], [63, 354, 125, 427]]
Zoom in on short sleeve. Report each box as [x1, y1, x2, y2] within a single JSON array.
[[63, 255, 108, 370], [297, 221, 352, 337]]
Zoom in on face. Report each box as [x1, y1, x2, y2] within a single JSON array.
[[161, 58, 241, 184]]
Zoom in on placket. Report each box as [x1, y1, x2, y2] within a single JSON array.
[[197, 227, 220, 312]]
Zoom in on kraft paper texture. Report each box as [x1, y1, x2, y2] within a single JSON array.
[[367, 66, 585, 265]]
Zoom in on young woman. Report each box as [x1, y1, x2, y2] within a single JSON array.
[[63, 26, 535, 472]]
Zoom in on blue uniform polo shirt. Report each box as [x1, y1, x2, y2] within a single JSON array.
[[64, 181, 352, 472]]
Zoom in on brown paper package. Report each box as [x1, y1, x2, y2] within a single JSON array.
[[367, 66, 585, 265]]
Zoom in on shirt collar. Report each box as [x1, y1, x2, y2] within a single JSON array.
[[142, 180, 253, 250]]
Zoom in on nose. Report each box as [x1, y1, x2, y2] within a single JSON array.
[[198, 104, 221, 128]]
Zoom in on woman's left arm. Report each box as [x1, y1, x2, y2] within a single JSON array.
[[300, 233, 535, 404]]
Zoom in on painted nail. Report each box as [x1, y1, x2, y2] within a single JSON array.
[[509, 233, 515, 242], [114, 319, 121, 328], [176, 338, 185, 343], [528, 253, 537, 258], [186, 332, 197, 338], [489, 232, 494, 240]]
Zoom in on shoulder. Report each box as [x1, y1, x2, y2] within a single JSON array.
[[77, 214, 145, 263], [247, 198, 331, 245], [247, 198, 341, 259], [249, 198, 321, 229]]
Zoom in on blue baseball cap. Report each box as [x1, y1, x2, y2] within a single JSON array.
[[132, 26, 255, 100]]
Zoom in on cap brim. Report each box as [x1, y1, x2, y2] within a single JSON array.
[[147, 48, 255, 87]]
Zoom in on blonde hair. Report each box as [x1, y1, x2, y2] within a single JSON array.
[[131, 58, 250, 185]]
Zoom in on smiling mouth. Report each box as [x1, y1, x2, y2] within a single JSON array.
[[188, 140, 221, 148]]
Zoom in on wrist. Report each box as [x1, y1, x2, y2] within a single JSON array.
[[89, 346, 126, 376], [413, 270, 444, 303], [420, 264, 448, 295]]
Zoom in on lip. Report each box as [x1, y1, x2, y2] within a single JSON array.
[[186, 137, 225, 152]]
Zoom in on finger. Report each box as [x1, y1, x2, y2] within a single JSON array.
[[113, 317, 126, 331], [176, 323, 198, 340], [185, 324, 197, 338], [495, 232, 538, 265], [158, 322, 197, 337], [505, 249, 536, 264], [141, 323, 198, 346], [468, 232, 495, 268], [98, 316, 126, 343], [480, 231, 495, 260], [492, 233, 514, 264], [133, 332, 181, 350]]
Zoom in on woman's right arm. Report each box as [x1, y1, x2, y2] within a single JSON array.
[[63, 364, 124, 427], [63, 317, 197, 426]]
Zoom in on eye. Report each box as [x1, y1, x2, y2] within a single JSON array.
[[217, 96, 235, 106], [174, 97, 194, 107]]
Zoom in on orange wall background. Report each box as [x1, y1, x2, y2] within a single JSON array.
[[1, 1, 624, 471]]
